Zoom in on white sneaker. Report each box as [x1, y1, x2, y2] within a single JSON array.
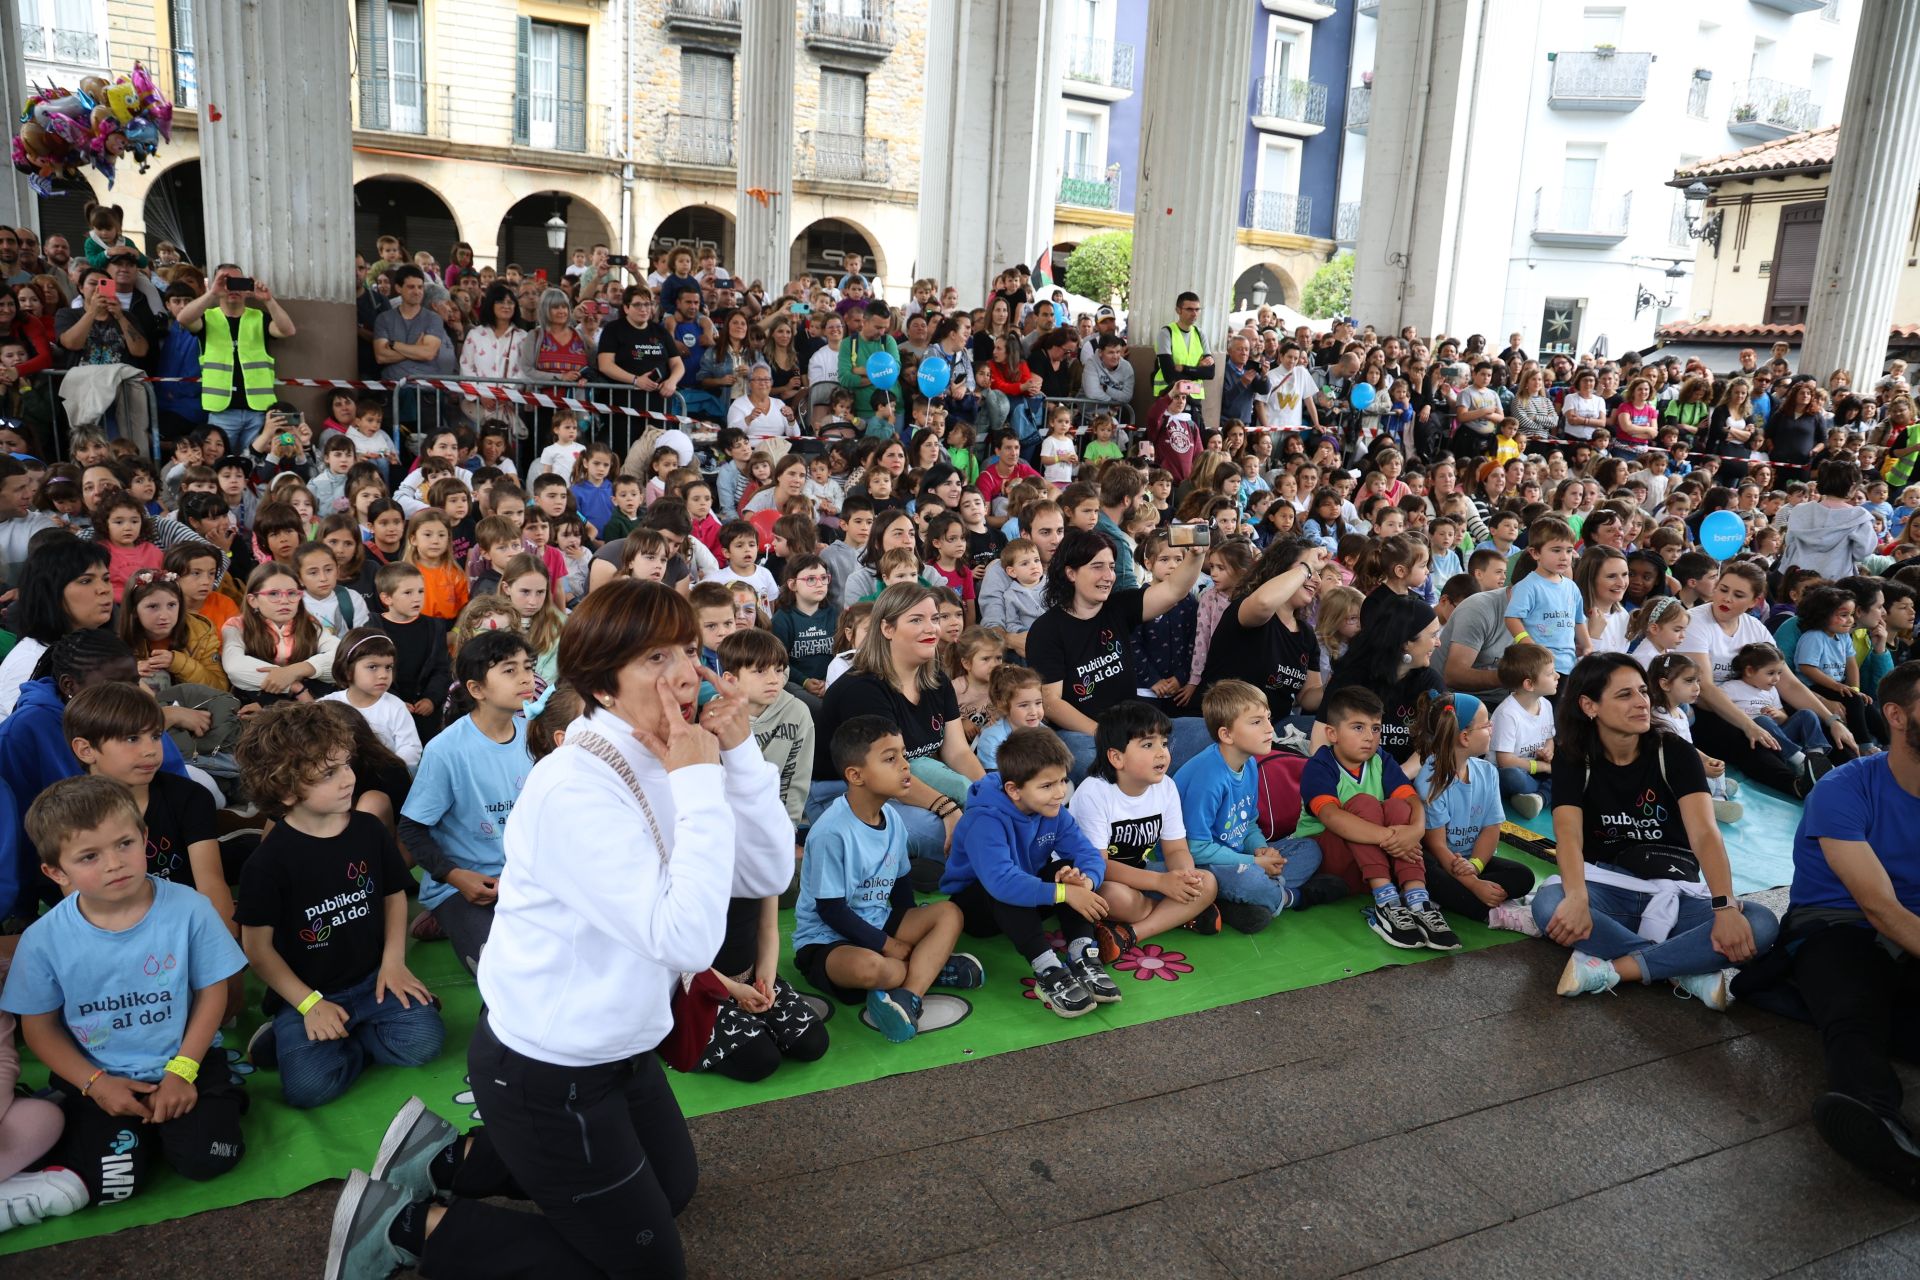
[[0, 1168, 87, 1231], [1486, 898, 1542, 937], [1511, 793, 1544, 819], [1723, 777, 1741, 799], [1555, 951, 1620, 998], [1671, 967, 1738, 1012]]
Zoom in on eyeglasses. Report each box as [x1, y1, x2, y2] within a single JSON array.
[[252, 589, 301, 601], [795, 573, 831, 585]]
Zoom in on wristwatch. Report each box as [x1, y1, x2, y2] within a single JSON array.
[[1710, 894, 1734, 911]]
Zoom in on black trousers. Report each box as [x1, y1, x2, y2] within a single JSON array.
[[419, 1016, 697, 1279], [950, 878, 1096, 964], [1831, 687, 1888, 750], [55, 1068, 246, 1203], [1790, 925, 1920, 1120], [1693, 706, 1801, 794], [1419, 853, 1536, 923]]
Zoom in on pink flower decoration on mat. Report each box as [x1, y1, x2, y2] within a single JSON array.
[[1042, 929, 1066, 951], [1114, 944, 1193, 981], [1019, 977, 1040, 1000]]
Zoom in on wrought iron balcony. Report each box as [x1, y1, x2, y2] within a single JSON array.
[[801, 131, 890, 184], [661, 113, 736, 168], [1548, 50, 1652, 111], [1336, 201, 1360, 244], [804, 1, 895, 58], [1728, 77, 1818, 140], [1250, 76, 1328, 135], [1530, 186, 1632, 246], [351, 74, 452, 139], [1062, 35, 1136, 95], [663, 0, 741, 38], [1346, 84, 1370, 133], [1058, 163, 1121, 211], [1245, 190, 1313, 237]]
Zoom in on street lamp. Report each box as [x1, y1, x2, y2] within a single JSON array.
[[544, 212, 568, 286], [1682, 180, 1722, 254]]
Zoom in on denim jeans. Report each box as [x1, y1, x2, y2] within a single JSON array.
[[1059, 717, 1214, 783], [806, 780, 947, 863], [209, 406, 264, 456], [1498, 765, 1552, 806], [911, 757, 972, 805], [272, 969, 446, 1109], [1771, 707, 1831, 759], [1529, 875, 1780, 983], [1205, 837, 1324, 915]]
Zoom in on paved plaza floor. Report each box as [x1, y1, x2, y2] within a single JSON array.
[[27, 935, 1920, 1279]]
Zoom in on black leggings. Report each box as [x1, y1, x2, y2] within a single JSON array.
[[419, 1017, 697, 1279], [1419, 854, 1537, 923], [1829, 687, 1888, 749], [1693, 706, 1802, 794], [1789, 924, 1920, 1119], [950, 878, 1096, 964]]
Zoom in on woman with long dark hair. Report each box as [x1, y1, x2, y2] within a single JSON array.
[[1201, 538, 1332, 738], [1531, 652, 1778, 1009], [1322, 592, 1443, 769], [1769, 379, 1825, 469], [0, 535, 114, 716]]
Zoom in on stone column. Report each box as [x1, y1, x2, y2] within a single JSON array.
[[1126, 0, 1253, 355], [917, 0, 1066, 299], [1798, 0, 1920, 384], [736, 0, 796, 294], [191, 0, 356, 378], [0, 16, 36, 231]]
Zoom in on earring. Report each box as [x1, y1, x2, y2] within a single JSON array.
[[1401, 652, 1413, 663]]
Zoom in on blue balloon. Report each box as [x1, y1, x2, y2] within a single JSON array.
[[918, 354, 951, 398], [866, 350, 899, 391], [1699, 509, 1748, 561], [1349, 381, 1376, 412]]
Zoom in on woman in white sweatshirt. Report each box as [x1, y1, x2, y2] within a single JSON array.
[[323, 580, 794, 1280]]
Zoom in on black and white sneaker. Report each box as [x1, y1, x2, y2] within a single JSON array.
[[1032, 965, 1095, 1018], [1365, 900, 1425, 950], [1067, 952, 1123, 1005], [1409, 903, 1463, 952]]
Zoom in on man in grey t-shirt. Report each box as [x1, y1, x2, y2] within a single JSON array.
[[1437, 586, 1512, 705]]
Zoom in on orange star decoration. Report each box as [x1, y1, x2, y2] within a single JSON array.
[[745, 188, 780, 207]]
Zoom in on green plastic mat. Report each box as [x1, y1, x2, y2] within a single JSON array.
[[2, 849, 1554, 1256]]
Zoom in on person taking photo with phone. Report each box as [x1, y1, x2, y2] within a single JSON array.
[[175, 264, 298, 456]]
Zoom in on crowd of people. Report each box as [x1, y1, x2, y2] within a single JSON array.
[[0, 228, 1918, 1274]]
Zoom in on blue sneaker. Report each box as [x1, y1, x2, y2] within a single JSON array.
[[322, 1170, 416, 1280], [1670, 968, 1736, 1012], [1555, 951, 1621, 999], [865, 988, 918, 1043], [371, 1096, 459, 1203], [934, 952, 986, 990]]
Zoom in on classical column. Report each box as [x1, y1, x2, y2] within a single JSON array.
[[190, 0, 356, 376], [917, 0, 1066, 299], [1798, 0, 1920, 385], [735, 0, 796, 293], [1126, 0, 1253, 353], [0, 16, 35, 231]]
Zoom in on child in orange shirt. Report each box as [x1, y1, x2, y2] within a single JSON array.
[[403, 508, 469, 621]]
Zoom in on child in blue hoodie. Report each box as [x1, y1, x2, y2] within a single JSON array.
[[941, 726, 1121, 1020], [1173, 679, 1325, 936]]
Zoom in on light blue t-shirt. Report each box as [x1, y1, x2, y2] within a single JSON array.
[[0, 877, 245, 1082], [794, 796, 909, 951], [1505, 572, 1582, 672], [1413, 755, 1504, 857], [402, 714, 530, 911], [975, 719, 1014, 770], [1173, 746, 1262, 869], [1794, 629, 1853, 685]]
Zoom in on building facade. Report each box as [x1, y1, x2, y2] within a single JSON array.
[[22, 0, 927, 293]]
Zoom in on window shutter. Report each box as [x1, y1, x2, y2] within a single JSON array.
[[558, 24, 587, 153], [357, 0, 391, 130], [820, 70, 864, 135], [1765, 201, 1824, 325], [513, 15, 532, 146]]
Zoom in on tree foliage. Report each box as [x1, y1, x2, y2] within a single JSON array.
[[1301, 251, 1354, 320], [1064, 231, 1133, 307]]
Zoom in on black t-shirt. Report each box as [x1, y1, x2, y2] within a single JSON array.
[[1027, 590, 1147, 722], [236, 810, 413, 1006], [1202, 606, 1320, 720], [815, 670, 962, 781], [143, 771, 217, 889], [1770, 412, 1820, 467], [596, 317, 673, 381], [1321, 662, 1444, 766], [1551, 732, 1708, 881]]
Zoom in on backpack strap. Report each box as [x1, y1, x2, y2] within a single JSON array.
[[567, 729, 668, 865]]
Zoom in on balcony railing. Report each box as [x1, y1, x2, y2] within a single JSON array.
[[1251, 76, 1328, 130], [1548, 51, 1652, 111], [1687, 73, 1711, 119], [1750, 0, 1827, 12], [1346, 83, 1370, 132], [108, 44, 200, 113], [1058, 163, 1121, 210], [1530, 186, 1632, 245], [1245, 190, 1313, 237], [663, 0, 741, 36], [661, 112, 736, 167], [352, 73, 452, 139], [1063, 35, 1136, 92], [801, 131, 890, 183], [1728, 77, 1818, 138], [1336, 201, 1360, 243], [20, 24, 103, 64], [804, 1, 895, 57]]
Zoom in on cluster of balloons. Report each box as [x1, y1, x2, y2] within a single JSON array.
[[12, 63, 173, 194], [862, 351, 956, 398]]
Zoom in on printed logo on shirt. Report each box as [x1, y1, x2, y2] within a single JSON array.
[[1070, 630, 1126, 701], [147, 834, 184, 880], [143, 953, 178, 982], [1600, 787, 1670, 840], [1164, 418, 1195, 455]]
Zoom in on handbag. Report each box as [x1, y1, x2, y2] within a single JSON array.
[[568, 729, 730, 1072]]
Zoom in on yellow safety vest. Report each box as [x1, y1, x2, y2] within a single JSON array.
[[200, 307, 276, 411], [1154, 323, 1206, 398], [1886, 423, 1920, 488]]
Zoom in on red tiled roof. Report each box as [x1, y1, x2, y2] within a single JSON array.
[[1670, 124, 1839, 185], [1656, 319, 1920, 342]]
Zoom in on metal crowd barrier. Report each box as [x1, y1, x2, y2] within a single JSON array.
[[12, 367, 165, 464]]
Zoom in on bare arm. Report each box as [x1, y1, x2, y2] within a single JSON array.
[[1820, 838, 1920, 956], [1041, 679, 1099, 737], [1141, 547, 1203, 621], [1444, 642, 1504, 693]]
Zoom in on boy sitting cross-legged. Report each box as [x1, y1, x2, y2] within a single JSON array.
[[235, 702, 444, 1107], [1173, 679, 1326, 936], [794, 715, 981, 1043], [1069, 700, 1222, 958], [941, 726, 1122, 1019], [0, 775, 249, 1211]]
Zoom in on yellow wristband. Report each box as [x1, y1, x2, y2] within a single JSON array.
[[296, 990, 324, 1016], [1468, 857, 1486, 873], [1527, 759, 1537, 776], [164, 1056, 199, 1085], [1514, 630, 1531, 642], [1055, 882, 1067, 904]]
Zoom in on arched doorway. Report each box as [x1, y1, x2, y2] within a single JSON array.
[[1233, 263, 1298, 312], [495, 191, 614, 286], [354, 176, 460, 264], [791, 218, 882, 288], [649, 206, 734, 274], [34, 178, 96, 265], [144, 161, 206, 267]]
